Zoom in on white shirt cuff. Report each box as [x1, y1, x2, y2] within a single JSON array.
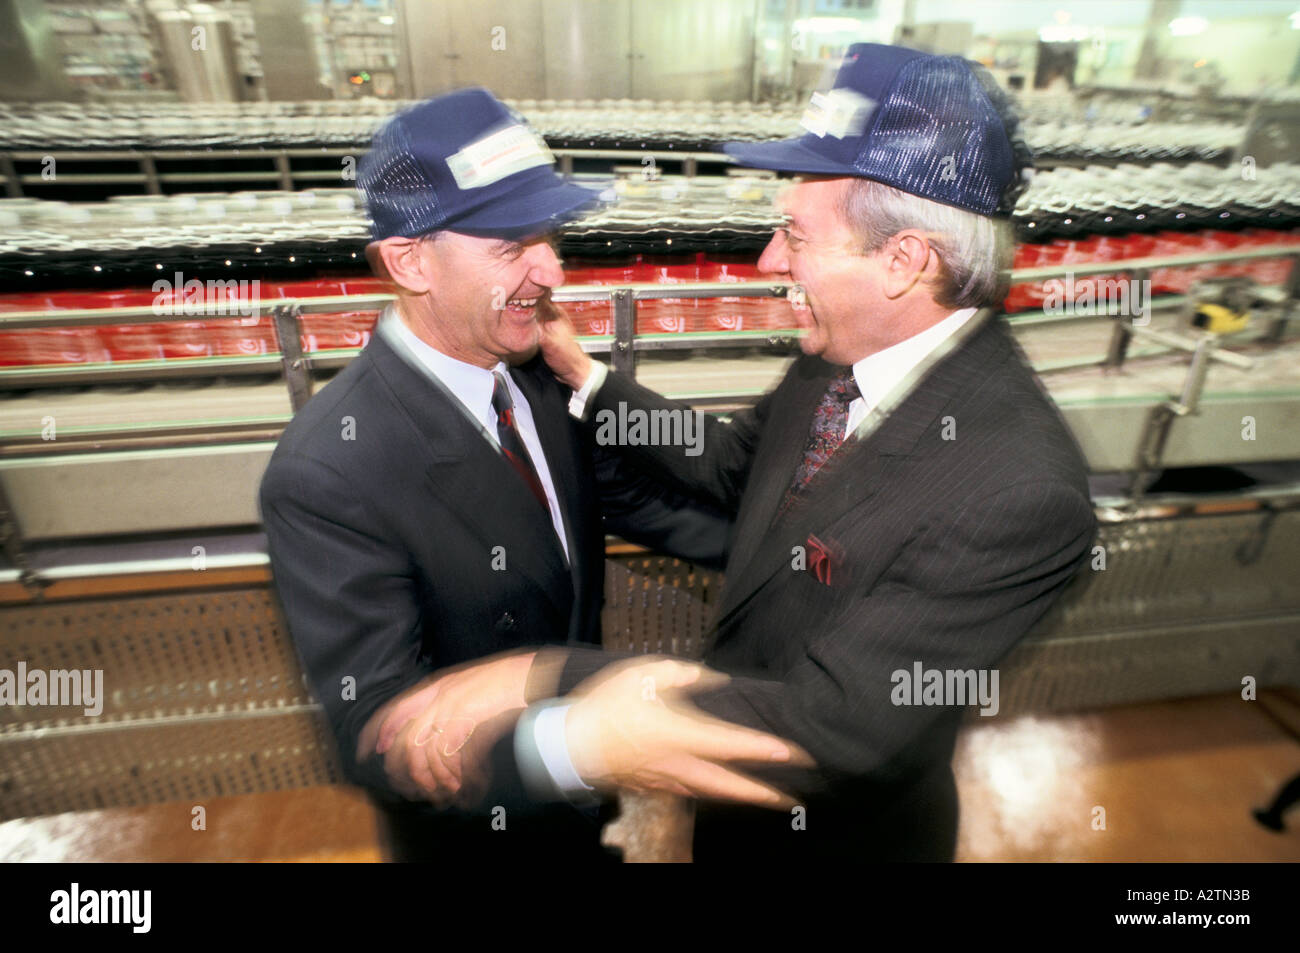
[[532, 703, 596, 798], [566, 361, 609, 421]]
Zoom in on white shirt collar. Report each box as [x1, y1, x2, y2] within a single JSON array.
[[380, 307, 572, 564], [851, 307, 979, 412], [384, 306, 508, 431]]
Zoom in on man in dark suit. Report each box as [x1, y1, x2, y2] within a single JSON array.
[[523, 43, 1098, 861], [259, 88, 796, 862]]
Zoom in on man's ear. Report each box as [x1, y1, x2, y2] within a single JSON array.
[[879, 230, 936, 300], [371, 237, 433, 293]]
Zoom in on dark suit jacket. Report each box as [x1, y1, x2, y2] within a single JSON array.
[[559, 313, 1097, 861], [259, 316, 727, 820]]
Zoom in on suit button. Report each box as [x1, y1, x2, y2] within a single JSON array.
[[498, 612, 516, 631]]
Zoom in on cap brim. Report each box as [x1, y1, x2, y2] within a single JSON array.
[[444, 177, 607, 239], [722, 138, 857, 177]]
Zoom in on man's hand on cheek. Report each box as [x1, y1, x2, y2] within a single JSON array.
[[538, 300, 593, 390]]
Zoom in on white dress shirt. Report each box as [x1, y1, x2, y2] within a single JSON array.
[[386, 311, 571, 563], [845, 307, 978, 435]]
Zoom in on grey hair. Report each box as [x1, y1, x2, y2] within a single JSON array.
[[837, 178, 1011, 309]]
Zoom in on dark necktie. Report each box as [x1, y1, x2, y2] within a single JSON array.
[[491, 370, 549, 511], [780, 367, 862, 512]]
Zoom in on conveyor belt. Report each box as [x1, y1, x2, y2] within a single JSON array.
[[4, 165, 1299, 278], [0, 311, 1296, 542], [0, 97, 1247, 160]]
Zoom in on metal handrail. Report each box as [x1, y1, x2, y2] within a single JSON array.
[[1008, 243, 1300, 281]]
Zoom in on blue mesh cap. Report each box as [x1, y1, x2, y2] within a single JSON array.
[[724, 43, 1016, 217], [358, 87, 605, 241]]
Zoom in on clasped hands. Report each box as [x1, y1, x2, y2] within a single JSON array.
[[355, 651, 806, 811]]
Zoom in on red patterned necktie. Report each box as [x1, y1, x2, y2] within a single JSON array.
[[491, 370, 549, 511], [780, 367, 862, 511]]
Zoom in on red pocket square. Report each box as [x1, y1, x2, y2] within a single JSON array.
[[806, 533, 843, 586]]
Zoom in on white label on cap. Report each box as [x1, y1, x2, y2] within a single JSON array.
[[446, 123, 554, 190], [800, 88, 876, 139]]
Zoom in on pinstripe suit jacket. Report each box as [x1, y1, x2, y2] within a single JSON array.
[[561, 311, 1096, 861]]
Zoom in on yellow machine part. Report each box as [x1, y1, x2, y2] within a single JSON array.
[[1194, 302, 1251, 334]]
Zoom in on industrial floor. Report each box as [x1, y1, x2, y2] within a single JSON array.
[[2, 691, 1297, 863]]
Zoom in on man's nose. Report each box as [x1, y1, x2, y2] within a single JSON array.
[[527, 241, 565, 289], [757, 231, 789, 277]]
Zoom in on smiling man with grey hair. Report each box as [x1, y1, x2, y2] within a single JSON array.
[[532, 42, 1095, 862]]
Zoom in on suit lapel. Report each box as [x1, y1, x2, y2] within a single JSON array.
[[715, 314, 1009, 628], [368, 326, 573, 615]]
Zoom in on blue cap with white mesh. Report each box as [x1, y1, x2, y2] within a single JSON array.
[[358, 87, 605, 241], [723, 43, 1015, 217]]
